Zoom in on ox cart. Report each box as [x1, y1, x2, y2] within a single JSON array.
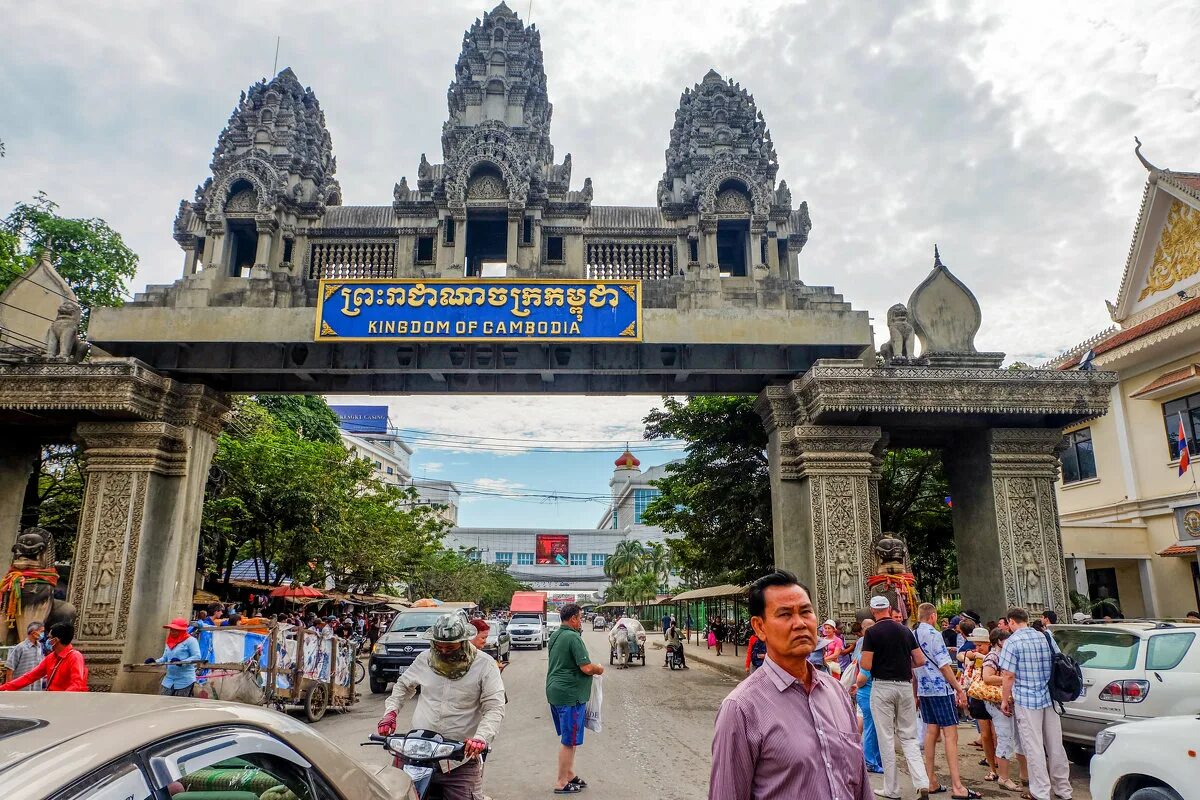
[[125, 624, 357, 722]]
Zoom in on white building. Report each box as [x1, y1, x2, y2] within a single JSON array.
[[340, 430, 413, 486], [410, 477, 461, 525], [442, 449, 678, 600]]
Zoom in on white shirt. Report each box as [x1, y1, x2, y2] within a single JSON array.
[[384, 648, 506, 770]]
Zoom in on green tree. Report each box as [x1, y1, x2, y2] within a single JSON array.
[[643, 540, 671, 588], [0, 192, 138, 325], [878, 448, 956, 601], [255, 395, 344, 444], [406, 549, 529, 609], [24, 446, 85, 563], [641, 395, 773, 585]]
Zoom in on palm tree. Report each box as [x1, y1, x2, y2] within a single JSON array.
[[605, 539, 646, 581], [643, 541, 670, 587]]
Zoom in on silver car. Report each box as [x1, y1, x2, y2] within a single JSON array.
[[484, 618, 511, 662], [1053, 621, 1200, 764]]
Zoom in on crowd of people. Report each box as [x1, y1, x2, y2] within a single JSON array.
[[708, 571, 1079, 800]]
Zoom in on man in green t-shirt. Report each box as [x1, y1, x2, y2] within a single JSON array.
[[545, 603, 604, 794]]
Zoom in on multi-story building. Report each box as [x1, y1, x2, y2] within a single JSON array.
[[1048, 147, 1200, 617], [410, 477, 461, 526], [442, 448, 676, 600], [341, 429, 412, 487]]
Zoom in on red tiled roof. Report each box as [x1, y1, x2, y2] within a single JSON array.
[[1130, 364, 1200, 397], [1157, 543, 1198, 557], [1060, 296, 1200, 369]]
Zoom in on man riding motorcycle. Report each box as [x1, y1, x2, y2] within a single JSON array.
[[664, 619, 689, 669], [377, 614, 506, 800]]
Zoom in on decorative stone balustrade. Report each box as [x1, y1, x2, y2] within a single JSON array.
[[586, 241, 676, 280], [307, 239, 397, 280]]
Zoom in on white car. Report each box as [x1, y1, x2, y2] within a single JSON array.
[[1089, 715, 1199, 800], [507, 612, 547, 649], [1052, 622, 1200, 763]]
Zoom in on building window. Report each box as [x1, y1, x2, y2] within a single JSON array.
[[522, 216, 533, 245], [282, 237, 294, 264], [466, 550, 481, 562], [546, 236, 564, 263], [634, 488, 661, 523], [1061, 428, 1097, 484], [416, 235, 434, 264], [570, 553, 587, 566], [443, 218, 456, 246], [517, 552, 534, 565], [591, 553, 608, 567], [374, 461, 382, 470], [688, 238, 698, 263], [1163, 393, 1200, 459], [611, 509, 619, 529], [495, 551, 512, 565], [386, 466, 394, 475]]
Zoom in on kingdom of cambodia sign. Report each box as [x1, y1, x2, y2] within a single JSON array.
[[315, 279, 641, 342]]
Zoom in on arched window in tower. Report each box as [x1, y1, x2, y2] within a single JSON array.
[[483, 77, 506, 120], [493, 27, 505, 45], [715, 179, 752, 277], [224, 180, 259, 278], [488, 51, 507, 78], [465, 164, 509, 277]]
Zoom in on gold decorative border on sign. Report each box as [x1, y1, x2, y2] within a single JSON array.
[[314, 278, 644, 343]]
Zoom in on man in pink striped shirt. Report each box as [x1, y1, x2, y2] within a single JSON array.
[[709, 571, 873, 800]]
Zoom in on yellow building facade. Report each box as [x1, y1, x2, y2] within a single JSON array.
[[1050, 155, 1200, 617]]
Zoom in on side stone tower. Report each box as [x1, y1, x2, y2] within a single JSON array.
[[658, 69, 809, 280], [169, 67, 339, 306]]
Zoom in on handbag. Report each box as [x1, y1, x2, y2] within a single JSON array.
[[584, 674, 603, 733], [966, 678, 1003, 705]]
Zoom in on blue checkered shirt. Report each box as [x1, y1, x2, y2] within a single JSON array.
[[914, 622, 954, 696], [996, 626, 1058, 709]]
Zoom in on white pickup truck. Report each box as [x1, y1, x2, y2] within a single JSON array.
[[507, 612, 547, 649]]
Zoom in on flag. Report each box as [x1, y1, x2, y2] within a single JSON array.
[[1179, 415, 1191, 476]]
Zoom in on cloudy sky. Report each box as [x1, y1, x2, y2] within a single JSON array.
[[4, 1, 1199, 526]]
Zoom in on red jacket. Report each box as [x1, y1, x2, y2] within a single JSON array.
[[1, 645, 89, 692]]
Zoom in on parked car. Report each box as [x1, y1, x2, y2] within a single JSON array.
[[483, 617, 511, 662], [546, 614, 563, 637], [1089, 714, 1199, 800], [508, 612, 547, 649], [593, 614, 608, 630], [0, 693, 413, 800], [369, 607, 469, 693], [1052, 621, 1200, 764]]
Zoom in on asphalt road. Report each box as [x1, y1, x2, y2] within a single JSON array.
[[312, 628, 1093, 800], [313, 627, 738, 799]]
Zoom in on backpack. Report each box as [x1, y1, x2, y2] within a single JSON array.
[[749, 638, 767, 669], [1042, 630, 1084, 712]]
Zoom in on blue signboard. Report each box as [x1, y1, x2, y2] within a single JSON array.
[[315, 279, 641, 342], [329, 404, 389, 434]]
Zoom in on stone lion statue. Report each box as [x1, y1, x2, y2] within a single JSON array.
[[875, 532, 909, 575], [45, 300, 88, 362], [2, 527, 76, 644], [878, 303, 916, 364]]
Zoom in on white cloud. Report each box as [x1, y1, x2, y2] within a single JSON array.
[[417, 461, 444, 474]]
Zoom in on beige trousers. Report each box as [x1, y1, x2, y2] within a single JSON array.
[[1014, 705, 1072, 800], [870, 679, 930, 797]]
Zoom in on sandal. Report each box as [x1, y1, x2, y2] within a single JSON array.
[[569, 776, 588, 788], [997, 779, 1019, 791], [984, 772, 998, 782], [930, 787, 948, 795], [553, 784, 583, 794], [951, 792, 983, 800]]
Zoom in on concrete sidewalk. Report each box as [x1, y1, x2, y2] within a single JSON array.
[[650, 635, 747, 680]]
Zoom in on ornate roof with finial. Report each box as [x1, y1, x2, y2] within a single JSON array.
[[614, 447, 641, 469], [659, 68, 781, 215]]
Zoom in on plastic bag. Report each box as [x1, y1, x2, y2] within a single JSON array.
[[584, 673, 603, 733]]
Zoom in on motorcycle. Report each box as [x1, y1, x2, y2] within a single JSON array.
[[665, 642, 685, 670], [364, 729, 487, 800]]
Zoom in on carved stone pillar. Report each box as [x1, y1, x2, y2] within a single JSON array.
[[766, 230, 780, 274], [253, 220, 275, 268], [452, 213, 467, 275], [944, 428, 1068, 622], [700, 217, 717, 267], [71, 395, 225, 692], [756, 387, 883, 624], [506, 210, 521, 267], [181, 243, 198, 278], [0, 437, 40, 576]]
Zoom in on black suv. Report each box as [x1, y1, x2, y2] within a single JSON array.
[[367, 609, 464, 693]]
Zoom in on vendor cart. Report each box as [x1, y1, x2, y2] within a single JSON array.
[[609, 637, 646, 666], [124, 623, 357, 722]]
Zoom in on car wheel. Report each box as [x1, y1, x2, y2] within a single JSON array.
[[1129, 787, 1184, 800], [370, 677, 387, 694], [1063, 743, 1092, 767]]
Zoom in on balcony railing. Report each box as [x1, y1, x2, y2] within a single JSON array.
[[586, 241, 676, 280], [307, 240, 397, 280]]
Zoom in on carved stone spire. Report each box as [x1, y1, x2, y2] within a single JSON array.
[[659, 68, 781, 215]]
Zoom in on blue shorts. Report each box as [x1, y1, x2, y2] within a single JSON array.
[[549, 703, 587, 747], [919, 693, 959, 728]]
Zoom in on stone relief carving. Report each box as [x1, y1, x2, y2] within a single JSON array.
[[225, 187, 258, 213], [715, 188, 752, 214], [1020, 549, 1044, 610], [466, 173, 507, 200], [835, 551, 856, 613]]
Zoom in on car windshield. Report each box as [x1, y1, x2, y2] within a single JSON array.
[[389, 612, 445, 633], [1053, 629, 1140, 669], [510, 614, 540, 623]]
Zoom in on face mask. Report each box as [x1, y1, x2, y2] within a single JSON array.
[[429, 642, 477, 679]]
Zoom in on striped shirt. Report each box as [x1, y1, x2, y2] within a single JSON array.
[[4, 640, 43, 691], [710, 656, 873, 800]]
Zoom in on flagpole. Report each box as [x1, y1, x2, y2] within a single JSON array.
[[1177, 411, 1200, 504]]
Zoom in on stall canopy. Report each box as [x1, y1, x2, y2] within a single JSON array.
[[668, 584, 747, 602]]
